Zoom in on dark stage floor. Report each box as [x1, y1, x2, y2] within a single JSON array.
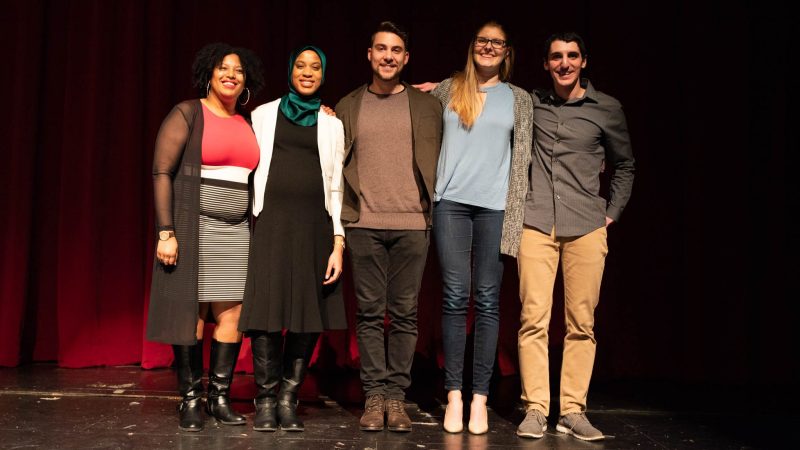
[[0, 363, 791, 449]]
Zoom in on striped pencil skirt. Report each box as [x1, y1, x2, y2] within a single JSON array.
[[198, 179, 249, 302]]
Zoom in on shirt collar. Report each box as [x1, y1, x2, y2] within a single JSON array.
[[538, 78, 598, 105]]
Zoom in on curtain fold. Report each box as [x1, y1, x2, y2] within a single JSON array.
[[3, 0, 785, 387]]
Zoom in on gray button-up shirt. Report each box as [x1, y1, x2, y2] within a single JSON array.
[[524, 79, 635, 237]]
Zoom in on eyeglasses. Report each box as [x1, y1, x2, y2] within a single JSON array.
[[474, 36, 507, 49]]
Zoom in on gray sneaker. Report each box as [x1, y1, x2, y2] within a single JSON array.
[[556, 412, 604, 441], [516, 409, 547, 438]]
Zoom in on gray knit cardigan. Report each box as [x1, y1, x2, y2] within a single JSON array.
[[431, 78, 532, 257]]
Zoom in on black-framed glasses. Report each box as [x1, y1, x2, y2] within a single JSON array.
[[474, 36, 507, 49]]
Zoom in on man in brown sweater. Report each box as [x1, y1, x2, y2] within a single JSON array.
[[334, 21, 442, 433]]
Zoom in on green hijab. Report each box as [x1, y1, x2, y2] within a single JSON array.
[[279, 45, 327, 127]]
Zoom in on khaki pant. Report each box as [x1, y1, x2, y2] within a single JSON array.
[[517, 226, 608, 415]]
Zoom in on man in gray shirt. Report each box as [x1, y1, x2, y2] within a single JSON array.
[[515, 32, 635, 442], [334, 21, 442, 433]]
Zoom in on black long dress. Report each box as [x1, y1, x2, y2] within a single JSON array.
[[239, 111, 346, 333]]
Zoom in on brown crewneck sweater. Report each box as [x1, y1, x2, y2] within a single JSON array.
[[348, 88, 426, 230]]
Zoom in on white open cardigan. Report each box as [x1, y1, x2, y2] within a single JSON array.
[[250, 99, 346, 237]]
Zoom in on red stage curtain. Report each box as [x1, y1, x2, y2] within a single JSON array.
[[7, 1, 787, 388], [1, 1, 527, 375]]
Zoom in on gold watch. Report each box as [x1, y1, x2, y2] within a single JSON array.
[[158, 230, 175, 241]]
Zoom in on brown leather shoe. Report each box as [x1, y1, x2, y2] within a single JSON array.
[[385, 398, 412, 432], [359, 394, 385, 431]]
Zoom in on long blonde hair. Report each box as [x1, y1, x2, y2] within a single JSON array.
[[449, 21, 514, 128]]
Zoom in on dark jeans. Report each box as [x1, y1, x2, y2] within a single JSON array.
[[347, 228, 430, 400], [433, 199, 504, 395]]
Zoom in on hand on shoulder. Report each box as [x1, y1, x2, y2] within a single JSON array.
[[412, 82, 439, 93], [320, 104, 336, 117]]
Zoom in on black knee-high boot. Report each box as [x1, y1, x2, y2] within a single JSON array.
[[206, 339, 246, 425], [277, 332, 319, 431], [251, 332, 282, 431], [173, 341, 205, 431]]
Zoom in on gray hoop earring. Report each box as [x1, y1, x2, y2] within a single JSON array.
[[239, 88, 251, 106], [206, 81, 210, 97]]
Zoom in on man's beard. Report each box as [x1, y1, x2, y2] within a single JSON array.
[[373, 65, 402, 82]]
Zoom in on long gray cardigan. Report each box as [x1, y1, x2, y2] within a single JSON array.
[[148, 100, 205, 345], [431, 78, 532, 257]]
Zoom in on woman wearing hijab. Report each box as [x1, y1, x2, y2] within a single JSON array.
[[239, 45, 346, 433]]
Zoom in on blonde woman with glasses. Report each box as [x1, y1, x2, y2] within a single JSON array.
[[415, 20, 532, 434]]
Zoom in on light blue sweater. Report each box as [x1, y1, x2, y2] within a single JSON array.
[[434, 82, 514, 210]]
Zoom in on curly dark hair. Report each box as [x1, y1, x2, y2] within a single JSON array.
[[191, 42, 265, 101]]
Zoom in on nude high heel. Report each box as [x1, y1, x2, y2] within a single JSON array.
[[467, 393, 489, 435], [443, 390, 464, 433]]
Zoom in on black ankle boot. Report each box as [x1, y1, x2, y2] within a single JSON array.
[[251, 332, 282, 432], [173, 341, 205, 432], [277, 333, 319, 431], [206, 339, 246, 425]]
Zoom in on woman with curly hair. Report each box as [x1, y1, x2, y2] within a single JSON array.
[[147, 42, 265, 432]]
